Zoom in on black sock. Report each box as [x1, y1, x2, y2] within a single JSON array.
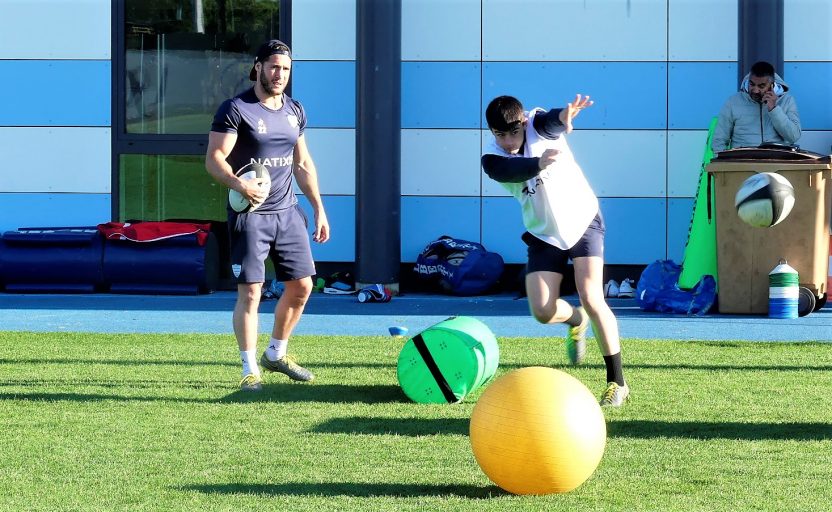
[[603, 352, 625, 386]]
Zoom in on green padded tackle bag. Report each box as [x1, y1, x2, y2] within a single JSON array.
[[396, 316, 499, 404]]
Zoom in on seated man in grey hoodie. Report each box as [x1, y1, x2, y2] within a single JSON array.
[[711, 61, 801, 152]]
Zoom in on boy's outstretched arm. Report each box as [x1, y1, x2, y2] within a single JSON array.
[[481, 154, 542, 183], [533, 108, 567, 139], [558, 94, 593, 133]]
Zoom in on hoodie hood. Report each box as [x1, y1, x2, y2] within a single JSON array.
[[740, 72, 789, 97]]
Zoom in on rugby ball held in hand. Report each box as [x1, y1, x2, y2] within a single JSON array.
[[229, 162, 271, 213]]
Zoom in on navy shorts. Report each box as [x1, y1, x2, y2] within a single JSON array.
[[523, 213, 605, 275], [228, 204, 316, 284]]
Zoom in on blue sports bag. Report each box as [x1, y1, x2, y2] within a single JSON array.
[[414, 236, 504, 296], [636, 260, 716, 316]]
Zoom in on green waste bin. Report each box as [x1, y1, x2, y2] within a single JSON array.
[[397, 316, 499, 404]]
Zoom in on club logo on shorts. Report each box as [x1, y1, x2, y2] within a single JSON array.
[[287, 114, 299, 128], [232, 264, 242, 277]]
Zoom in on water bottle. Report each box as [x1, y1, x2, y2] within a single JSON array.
[[357, 284, 392, 303]]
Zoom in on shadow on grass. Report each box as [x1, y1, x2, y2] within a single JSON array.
[[220, 383, 408, 404], [0, 378, 229, 389], [181, 482, 504, 499], [311, 416, 469, 436], [309, 417, 831, 441], [609, 420, 832, 441], [294, 361, 395, 369], [626, 363, 832, 372], [0, 384, 408, 405], [0, 391, 171, 403], [0, 358, 236, 368], [497, 363, 832, 373]]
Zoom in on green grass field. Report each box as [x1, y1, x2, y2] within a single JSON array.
[[0, 332, 829, 511]]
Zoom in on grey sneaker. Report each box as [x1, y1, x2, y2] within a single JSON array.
[[618, 278, 635, 298], [260, 353, 315, 382], [565, 307, 588, 365], [599, 382, 630, 407], [239, 373, 263, 392]]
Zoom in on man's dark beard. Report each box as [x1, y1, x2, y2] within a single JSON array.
[[259, 72, 282, 95]]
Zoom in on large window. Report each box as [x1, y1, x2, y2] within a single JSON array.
[[124, 0, 282, 135], [113, 0, 286, 221]]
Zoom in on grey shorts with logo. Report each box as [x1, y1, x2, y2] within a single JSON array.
[[523, 212, 606, 275], [228, 204, 316, 284]]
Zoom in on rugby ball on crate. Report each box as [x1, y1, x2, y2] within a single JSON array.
[[734, 172, 795, 228], [229, 162, 271, 213]]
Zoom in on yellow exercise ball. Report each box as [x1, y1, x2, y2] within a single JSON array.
[[469, 366, 607, 495]]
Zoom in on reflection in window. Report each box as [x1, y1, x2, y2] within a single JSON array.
[[125, 0, 280, 135], [119, 154, 227, 222]]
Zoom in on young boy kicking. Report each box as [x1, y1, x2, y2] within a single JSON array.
[[481, 94, 629, 406]]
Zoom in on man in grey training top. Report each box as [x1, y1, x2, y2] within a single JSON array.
[[712, 61, 801, 152]]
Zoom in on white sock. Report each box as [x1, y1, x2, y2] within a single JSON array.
[[266, 338, 288, 361], [240, 350, 260, 377]]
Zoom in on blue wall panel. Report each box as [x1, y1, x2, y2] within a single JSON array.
[[669, 0, 737, 61], [483, 62, 667, 129], [784, 63, 832, 130], [796, 130, 832, 155], [401, 197, 481, 261], [668, 130, 710, 198], [0, 1, 111, 59], [303, 129, 355, 195], [402, 129, 482, 195], [292, 62, 355, 128], [402, 0, 481, 61], [0, 194, 111, 233], [292, 0, 356, 61], [570, 130, 667, 197], [482, 197, 527, 264], [668, 62, 738, 129], [599, 198, 667, 264], [402, 62, 482, 128], [785, 0, 832, 61], [0, 61, 110, 126], [484, 198, 670, 265], [297, 195, 355, 262], [2, 127, 111, 193], [667, 198, 695, 264], [484, 0, 667, 62]]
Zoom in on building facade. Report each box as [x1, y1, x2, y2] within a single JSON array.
[[1, 0, 829, 273]]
